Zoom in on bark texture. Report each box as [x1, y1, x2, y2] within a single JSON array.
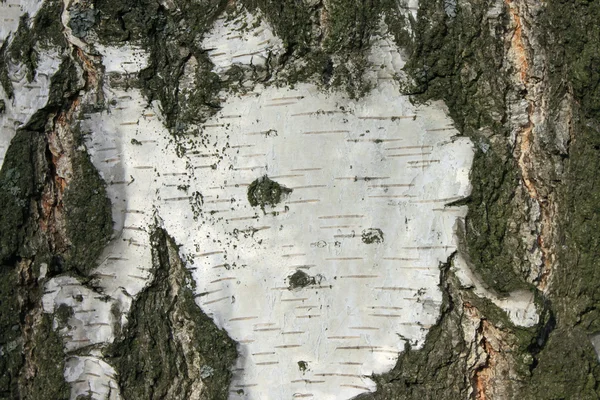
[[0, 0, 599, 399]]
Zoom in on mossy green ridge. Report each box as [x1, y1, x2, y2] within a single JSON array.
[[1, 5, 108, 395], [18, 313, 70, 400], [242, 0, 314, 54], [357, 264, 471, 400], [369, 0, 600, 398], [1, 55, 113, 276], [0, 261, 70, 399], [543, 0, 600, 332], [0, 0, 66, 99], [0, 268, 23, 398], [522, 0, 600, 397], [9, 14, 38, 83], [25, 57, 79, 132], [0, 41, 14, 99], [388, 0, 529, 295], [0, 130, 46, 264], [93, 0, 394, 129], [241, 0, 385, 97], [0, 127, 98, 400], [62, 138, 113, 276], [94, 0, 227, 133], [34, 0, 69, 50], [358, 260, 540, 399], [465, 150, 528, 294], [5, 0, 67, 85], [107, 227, 237, 400]]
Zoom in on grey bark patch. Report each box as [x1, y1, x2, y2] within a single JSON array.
[[361, 228, 384, 244]]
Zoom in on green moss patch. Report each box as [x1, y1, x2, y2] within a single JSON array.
[[0, 265, 69, 399], [0, 41, 14, 99], [380, 0, 535, 296], [358, 263, 472, 400], [242, 0, 386, 97], [0, 268, 22, 398], [9, 14, 38, 82], [360, 261, 538, 399], [464, 149, 530, 294], [374, 0, 600, 397]]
